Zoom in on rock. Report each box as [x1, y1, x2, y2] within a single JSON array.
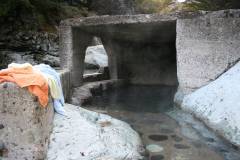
[[42, 54, 60, 67], [47, 104, 143, 160], [146, 144, 164, 153], [0, 31, 60, 68], [85, 45, 108, 69], [181, 61, 240, 146], [0, 82, 54, 160]]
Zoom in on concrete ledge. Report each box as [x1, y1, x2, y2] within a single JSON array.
[[0, 82, 54, 160]]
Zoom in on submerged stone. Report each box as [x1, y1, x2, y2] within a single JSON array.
[[146, 144, 164, 153]]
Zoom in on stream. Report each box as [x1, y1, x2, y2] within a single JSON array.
[[83, 85, 240, 160]]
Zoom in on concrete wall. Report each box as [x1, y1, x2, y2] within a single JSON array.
[[0, 83, 54, 160], [175, 10, 240, 105], [59, 25, 93, 88], [103, 39, 177, 85], [59, 69, 72, 102], [60, 14, 178, 87]]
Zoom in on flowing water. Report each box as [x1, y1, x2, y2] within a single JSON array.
[[83, 85, 240, 160]]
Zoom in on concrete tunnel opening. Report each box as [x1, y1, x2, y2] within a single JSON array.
[[69, 19, 178, 87], [59, 14, 179, 107]]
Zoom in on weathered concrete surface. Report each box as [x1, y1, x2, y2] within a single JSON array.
[[181, 61, 240, 147], [47, 104, 143, 160], [59, 26, 93, 87], [175, 9, 240, 105], [58, 69, 71, 102], [60, 14, 178, 86], [0, 82, 54, 160]]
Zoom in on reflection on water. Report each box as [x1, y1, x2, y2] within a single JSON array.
[[88, 85, 177, 113], [84, 85, 240, 160]]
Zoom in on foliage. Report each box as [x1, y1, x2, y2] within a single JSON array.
[[136, 0, 174, 14], [0, 0, 91, 32], [183, 0, 240, 11], [135, 0, 240, 14]]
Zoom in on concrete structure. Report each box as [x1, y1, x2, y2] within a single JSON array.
[[60, 9, 240, 93], [1, 9, 240, 159], [175, 9, 240, 105], [60, 9, 240, 147], [60, 14, 178, 87]]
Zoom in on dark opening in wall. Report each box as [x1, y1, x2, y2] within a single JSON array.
[[83, 37, 110, 83]]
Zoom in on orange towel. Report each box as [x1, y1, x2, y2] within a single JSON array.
[[0, 64, 49, 107]]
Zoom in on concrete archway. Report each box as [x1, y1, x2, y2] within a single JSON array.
[[60, 14, 178, 87]]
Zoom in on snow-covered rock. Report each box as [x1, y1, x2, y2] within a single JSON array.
[[85, 45, 108, 68], [181, 61, 240, 146], [47, 104, 143, 160]]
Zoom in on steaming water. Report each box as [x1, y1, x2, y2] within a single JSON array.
[[84, 85, 240, 160]]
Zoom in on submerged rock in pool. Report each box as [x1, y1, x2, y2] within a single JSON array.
[[146, 144, 164, 153]]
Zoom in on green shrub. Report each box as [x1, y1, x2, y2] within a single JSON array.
[[183, 0, 240, 11], [136, 0, 174, 13], [0, 0, 90, 33]]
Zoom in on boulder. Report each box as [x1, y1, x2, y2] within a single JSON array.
[[181, 61, 240, 146], [0, 82, 54, 160], [47, 104, 143, 160], [85, 45, 108, 69]]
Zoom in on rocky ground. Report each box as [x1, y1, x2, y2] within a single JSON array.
[[47, 104, 143, 160], [0, 31, 59, 69], [182, 61, 240, 147]]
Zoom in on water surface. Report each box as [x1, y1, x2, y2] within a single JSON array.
[[84, 85, 240, 160]]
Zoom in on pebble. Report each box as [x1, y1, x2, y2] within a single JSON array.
[[146, 144, 164, 153]]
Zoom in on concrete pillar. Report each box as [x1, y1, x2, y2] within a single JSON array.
[[102, 39, 121, 80], [59, 25, 73, 70], [60, 25, 92, 87], [71, 28, 93, 87]]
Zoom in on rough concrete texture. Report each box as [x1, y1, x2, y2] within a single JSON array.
[[181, 61, 240, 147], [176, 9, 240, 105], [0, 82, 54, 160], [47, 104, 143, 160], [60, 14, 178, 86], [58, 69, 71, 102]]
